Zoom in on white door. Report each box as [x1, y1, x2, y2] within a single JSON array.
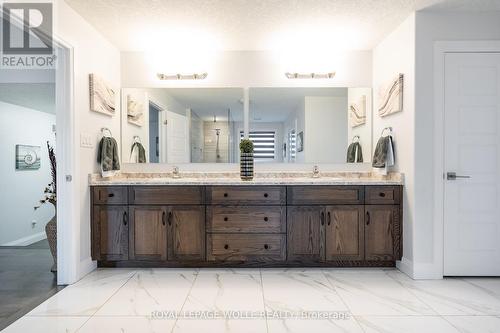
[[444, 53, 500, 276], [164, 111, 189, 164]]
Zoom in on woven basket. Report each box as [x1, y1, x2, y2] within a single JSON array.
[[240, 152, 254, 180], [45, 215, 57, 272]]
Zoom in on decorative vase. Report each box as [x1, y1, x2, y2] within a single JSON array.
[[240, 152, 254, 180], [45, 213, 57, 273]]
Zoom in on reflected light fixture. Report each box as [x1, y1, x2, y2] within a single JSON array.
[[157, 72, 208, 80], [285, 72, 336, 79]]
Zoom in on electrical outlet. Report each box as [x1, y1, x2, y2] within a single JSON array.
[[80, 133, 93, 148]]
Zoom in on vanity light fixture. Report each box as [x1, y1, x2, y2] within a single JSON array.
[[285, 72, 336, 79], [157, 72, 208, 80]]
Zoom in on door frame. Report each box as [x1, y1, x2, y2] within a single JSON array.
[[433, 41, 500, 278]]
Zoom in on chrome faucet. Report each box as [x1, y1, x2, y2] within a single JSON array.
[[312, 165, 320, 178], [172, 166, 181, 178]]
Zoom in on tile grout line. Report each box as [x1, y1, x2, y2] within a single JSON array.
[[169, 268, 200, 333], [259, 269, 270, 333], [381, 269, 462, 329], [74, 269, 138, 333], [321, 269, 367, 333]]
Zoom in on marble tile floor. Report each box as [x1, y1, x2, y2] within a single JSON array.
[[2, 268, 500, 333]]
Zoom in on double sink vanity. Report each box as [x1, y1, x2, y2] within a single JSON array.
[[90, 172, 403, 267]]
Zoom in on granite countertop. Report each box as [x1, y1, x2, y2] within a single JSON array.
[[89, 172, 404, 186]]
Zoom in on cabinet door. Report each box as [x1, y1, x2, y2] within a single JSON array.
[[287, 206, 325, 262], [325, 206, 364, 261], [168, 205, 205, 261], [129, 206, 168, 261], [92, 205, 128, 261], [365, 205, 399, 261]]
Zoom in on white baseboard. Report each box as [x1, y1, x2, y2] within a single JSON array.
[[396, 257, 414, 278], [2, 231, 47, 246], [397, 257, 444, 280], [74, 257, 97, 285]]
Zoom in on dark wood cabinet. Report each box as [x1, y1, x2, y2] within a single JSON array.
[[91, 184, 402, 267], [129, 206, 167, 261], [364, 205, 399, 261], [287, 206, 324, 262], [92, 205, 129, 261], [169, 205, 205, 261], [325, 205, 364, 261]]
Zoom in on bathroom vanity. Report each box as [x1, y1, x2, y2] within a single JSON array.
[[90, 174, 403, 268]]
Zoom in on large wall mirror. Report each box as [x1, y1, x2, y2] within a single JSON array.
[[120, 87, 372, 165], [249, 87, 373, 164]]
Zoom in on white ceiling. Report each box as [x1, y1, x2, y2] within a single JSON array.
[[0, 83, 55, 114], [65, 0, 500, 51], [158, 88, 244, 121], [250, 87, 348, 122]]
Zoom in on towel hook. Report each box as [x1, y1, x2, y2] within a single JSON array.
[[352, 135, 360, 143], [133, 135, 141, 143], [101, 127, 112, 137], [381, 126, 393, 137]]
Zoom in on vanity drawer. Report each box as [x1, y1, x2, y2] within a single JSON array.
[[129, 186, 204, 205], [287, 186, 364, 205], [365, 186, 401, 205], [92, 186, 128, 205], [207, 186, 286, 205], [207, 234, 286, 261], [207, 206, 286, 233]]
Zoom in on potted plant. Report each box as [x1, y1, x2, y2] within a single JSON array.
[[239, 139, 254, 180], [34, 141, 57, 272]]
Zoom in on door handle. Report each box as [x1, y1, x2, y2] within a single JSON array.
[[162, 211, 166, 226], [168, 211, 173, 226], [366, 211, 370, 226], [327, 211, 331, 226], [447, 172, 471, 180], [320, 211, 325, 226], [123, 211, 128, 226]]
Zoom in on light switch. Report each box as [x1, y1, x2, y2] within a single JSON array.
[[80, 133, 93, 148]]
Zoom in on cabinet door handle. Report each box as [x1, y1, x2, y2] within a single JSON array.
[[223, 193, 228, 197], [366, 211, 370, 225], [321, 211, 325, 226], [162, 211, 166, 226], [224, 217, 228, 221], [108, 193, 115, 198], [264, 244, 269, 250], [327, 211, 331, 226], [168, 211, 173, 226], [224, 244, 229, 250], [379, 192, 386, 197], [123, 211, 128, 226], [264, 193, 269, 198], [264, 217, 268, 222]]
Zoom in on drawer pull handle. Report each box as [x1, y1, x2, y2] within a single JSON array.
[[224, 217, 228, 221], [224, 193, 228, 197], [108, 193, 115, 198], [264, 244, 269, 250], [264, 193, 269, 198], [224, 244, 229, 250], [162, 212, 166, 226], [366, 211, 370, 225], [168, 212, 173, 226], [123, 212, 128, 226], [264, 217, 268, 222], [379, 192, 386, 197]]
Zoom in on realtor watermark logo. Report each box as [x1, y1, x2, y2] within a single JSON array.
[[1, 2, 55, 69]]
